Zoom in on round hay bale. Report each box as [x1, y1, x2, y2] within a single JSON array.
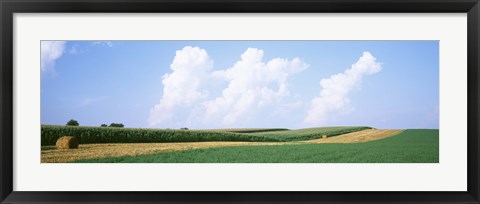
[[322, 135, 328, 139], [56, 136, 79, 149]]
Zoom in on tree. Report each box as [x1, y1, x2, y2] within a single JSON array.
[[66, 119, 79, 126], [109, 123, 124, 128], [100, 124, 108, 127]]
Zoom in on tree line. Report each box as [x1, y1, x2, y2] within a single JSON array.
[[66, 119, 124, 128]]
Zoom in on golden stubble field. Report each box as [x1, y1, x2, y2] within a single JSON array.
[[41, 129, 403, 163]]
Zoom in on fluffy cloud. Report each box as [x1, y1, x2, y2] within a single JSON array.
[[304, 52, 382, 125], [148, 47, 309, 127], [148, 46, 213, 126], [203, 48, 309, 125], [41, 41, 66, 73]]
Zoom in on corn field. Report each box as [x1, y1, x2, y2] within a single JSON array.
[[41, 125, 370, 146]]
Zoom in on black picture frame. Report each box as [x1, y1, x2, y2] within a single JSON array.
[[1, 0, 479, 203]]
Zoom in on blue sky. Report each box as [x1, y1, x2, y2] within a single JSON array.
[[41, 41, 439, 129]]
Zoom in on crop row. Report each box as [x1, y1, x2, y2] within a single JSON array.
[[41, 125, 282, 146], [41, 125, 370, 146]]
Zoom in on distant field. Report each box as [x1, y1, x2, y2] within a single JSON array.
[[249, 127, 375, 141], [75, 129, 438, 163], [204, 128, 290, 133], [41, 125, 370, 145]]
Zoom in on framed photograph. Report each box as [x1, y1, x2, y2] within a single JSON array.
[[1, 0, 479, 203]]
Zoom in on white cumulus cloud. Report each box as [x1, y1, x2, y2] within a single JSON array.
[[149, 47, 309, 127], [304, 51, 382, 125], [203, 48, 309, 125], [148, 46, 213, 126], [41, 41, 66, 73]]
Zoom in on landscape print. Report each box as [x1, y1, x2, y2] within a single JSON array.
[[41, 41, 439, 163]]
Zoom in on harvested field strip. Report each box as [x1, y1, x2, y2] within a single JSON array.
[[41, 141, 281, 163], [42, 129, 402, 163], [303, 129, 404, 144]]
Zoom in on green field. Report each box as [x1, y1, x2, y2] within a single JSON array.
[[248, 127, 375, 141], [74, 129, 439, 163], [41, 125, 370, 145], [203, 128, 290, 133]]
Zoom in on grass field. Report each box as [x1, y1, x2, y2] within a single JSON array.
[[74, 129, 438, 163]]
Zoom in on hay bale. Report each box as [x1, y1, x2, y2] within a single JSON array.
[[322, 135, 328, 139], [56, 136, 79, 149]]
